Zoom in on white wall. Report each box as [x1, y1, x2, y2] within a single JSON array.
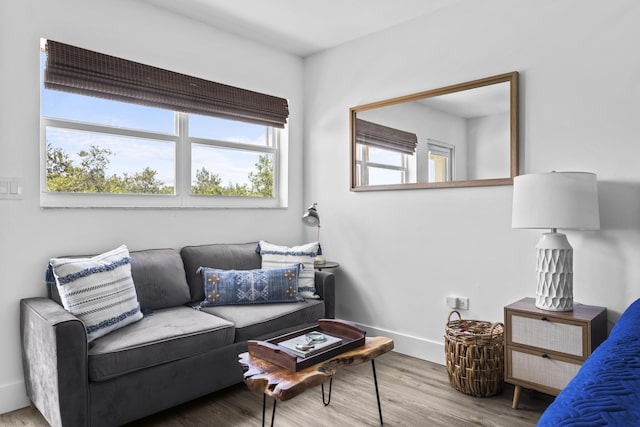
[[0, 0, 304, 414], [467, 112, 510, 179], [3, 0, 640, 417], [303, 0, 640, 363]]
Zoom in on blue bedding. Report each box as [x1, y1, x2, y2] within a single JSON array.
[[537, 298, 640, 426]]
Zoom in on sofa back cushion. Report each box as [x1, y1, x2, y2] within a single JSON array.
[[180, 243, 261, 303], [47, 248, 190, 311], [130, 249, 191, 310]]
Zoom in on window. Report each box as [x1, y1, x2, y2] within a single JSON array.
[[355, 144, 409, 186], [40, 40, 288, 208], [190, 114, 277, 197], [428, 140, 455, 183], [354, 118, 415, 186]]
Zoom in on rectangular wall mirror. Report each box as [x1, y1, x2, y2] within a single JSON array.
[[350, 72, 519, 191]]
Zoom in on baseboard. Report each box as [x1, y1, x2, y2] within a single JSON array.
[[0, 380, 29, 415], [350, 321, 446, 366]]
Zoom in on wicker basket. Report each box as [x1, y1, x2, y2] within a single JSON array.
[[444, 310, 504, 397]]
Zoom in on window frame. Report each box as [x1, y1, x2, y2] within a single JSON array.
[[40, 111, 287, 209], [355, 144, 409, 186], [427, 140, 455, 183]]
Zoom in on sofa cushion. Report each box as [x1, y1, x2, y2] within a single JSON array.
[[257, 241, 320, 299], [49, 245, 143, 343], [87, 306, 234, 381], [200, 299, 325, 342], [181, 243, 262, 303], [130, 249, 191, 310], [198, 265, 303, 307]]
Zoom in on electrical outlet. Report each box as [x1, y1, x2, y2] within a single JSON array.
[[446, 296, 470, 310]]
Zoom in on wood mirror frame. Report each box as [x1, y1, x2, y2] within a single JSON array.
[[350, 71, 519, 191]]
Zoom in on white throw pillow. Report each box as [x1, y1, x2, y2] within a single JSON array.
[[49, 245, 143, 342], [257, 241, 320, 299]]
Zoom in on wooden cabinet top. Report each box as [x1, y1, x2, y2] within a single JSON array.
[[506, 297, 606, 322]]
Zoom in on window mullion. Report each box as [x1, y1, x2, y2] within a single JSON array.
[[43, 117, 178, 143], [272, 127, 280, 200], [176, 112, 190, 198], [188, 136, 276, 155]]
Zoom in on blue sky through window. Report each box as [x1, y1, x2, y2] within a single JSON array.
[[45, 127, 176, 185], [41, 52, 272, 188]]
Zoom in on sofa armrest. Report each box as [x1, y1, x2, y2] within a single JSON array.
[[314, 271, 335, 318], [20, 298, 89, 427]]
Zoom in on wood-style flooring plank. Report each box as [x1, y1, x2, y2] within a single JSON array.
[[0, 351, 553, 426]]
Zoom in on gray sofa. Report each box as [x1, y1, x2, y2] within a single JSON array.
[[20, 242, 335, 427]]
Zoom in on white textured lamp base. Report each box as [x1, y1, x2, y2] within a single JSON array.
[[535, 232, 573, 311]]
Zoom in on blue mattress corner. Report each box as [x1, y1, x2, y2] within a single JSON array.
[[537, 298, 640, 426]]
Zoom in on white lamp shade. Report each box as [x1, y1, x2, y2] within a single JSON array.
[[512, 172, 600, 230]]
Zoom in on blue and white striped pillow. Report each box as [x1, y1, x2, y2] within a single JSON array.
[[257, 241, 320, 299], [49, 245, 143, 342]]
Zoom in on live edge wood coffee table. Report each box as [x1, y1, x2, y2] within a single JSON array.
[[238, 320, 394, 426]]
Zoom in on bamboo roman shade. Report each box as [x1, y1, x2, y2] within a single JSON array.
[[355, 119, 417, 155], [44, 40, 289, 128]]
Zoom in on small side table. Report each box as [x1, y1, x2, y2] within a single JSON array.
[[504, 297, 607, 409], [314, 261, 339, 271]]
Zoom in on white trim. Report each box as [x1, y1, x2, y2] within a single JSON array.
[[348, 320, 445, 366], [177, 112, 190, 197], [0, 380, 29, 414], [189, 136, 276, 154], [355, 144, 409, 186], [42, 118, 178, 142], [39, 192, 284, 209], [427, 139, 456, 182]]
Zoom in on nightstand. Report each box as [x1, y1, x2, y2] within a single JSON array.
[[314, 261, 339, 271], [504, 297, 607, 409]]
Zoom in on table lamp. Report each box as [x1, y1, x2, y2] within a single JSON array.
[[302, 202, 325, 265], [512, 172, 600, 311]]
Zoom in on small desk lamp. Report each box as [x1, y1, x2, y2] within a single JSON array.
[[302, 202, 325, 265], [512, 172, 600, 311]]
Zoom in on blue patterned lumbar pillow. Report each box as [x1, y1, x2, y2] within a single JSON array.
[[256, 241, 320, 299], [49, 245, 143, 342], [198, 264, 303, 307]]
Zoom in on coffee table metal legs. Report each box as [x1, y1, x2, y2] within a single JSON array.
[[262, 359, 384, 427], [262, 395, 276, 427], [371, 359, 384, 425], [262, 360, 384, 426], [321, 361, 383, 424], [321, 377, 333, 406]]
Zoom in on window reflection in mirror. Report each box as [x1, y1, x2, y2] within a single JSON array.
[[428, 141, 453, 183], [350, 72, 518, 191]]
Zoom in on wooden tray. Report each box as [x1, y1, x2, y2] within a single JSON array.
[[247, 319, 366, 371]]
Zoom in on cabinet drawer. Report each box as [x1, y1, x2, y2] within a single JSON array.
[[507, 348, 581, 394], [509, 313, 585, 357]]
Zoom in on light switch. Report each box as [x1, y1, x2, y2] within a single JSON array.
[[0, 177, 23, 199]]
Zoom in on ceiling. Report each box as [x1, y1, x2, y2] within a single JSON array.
[[140, 0, 460, 57]]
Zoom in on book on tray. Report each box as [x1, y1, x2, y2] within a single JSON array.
[[278, 332, 343, 358]]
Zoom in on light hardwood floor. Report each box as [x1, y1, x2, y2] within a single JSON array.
[[0, 351, 553, 426]]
